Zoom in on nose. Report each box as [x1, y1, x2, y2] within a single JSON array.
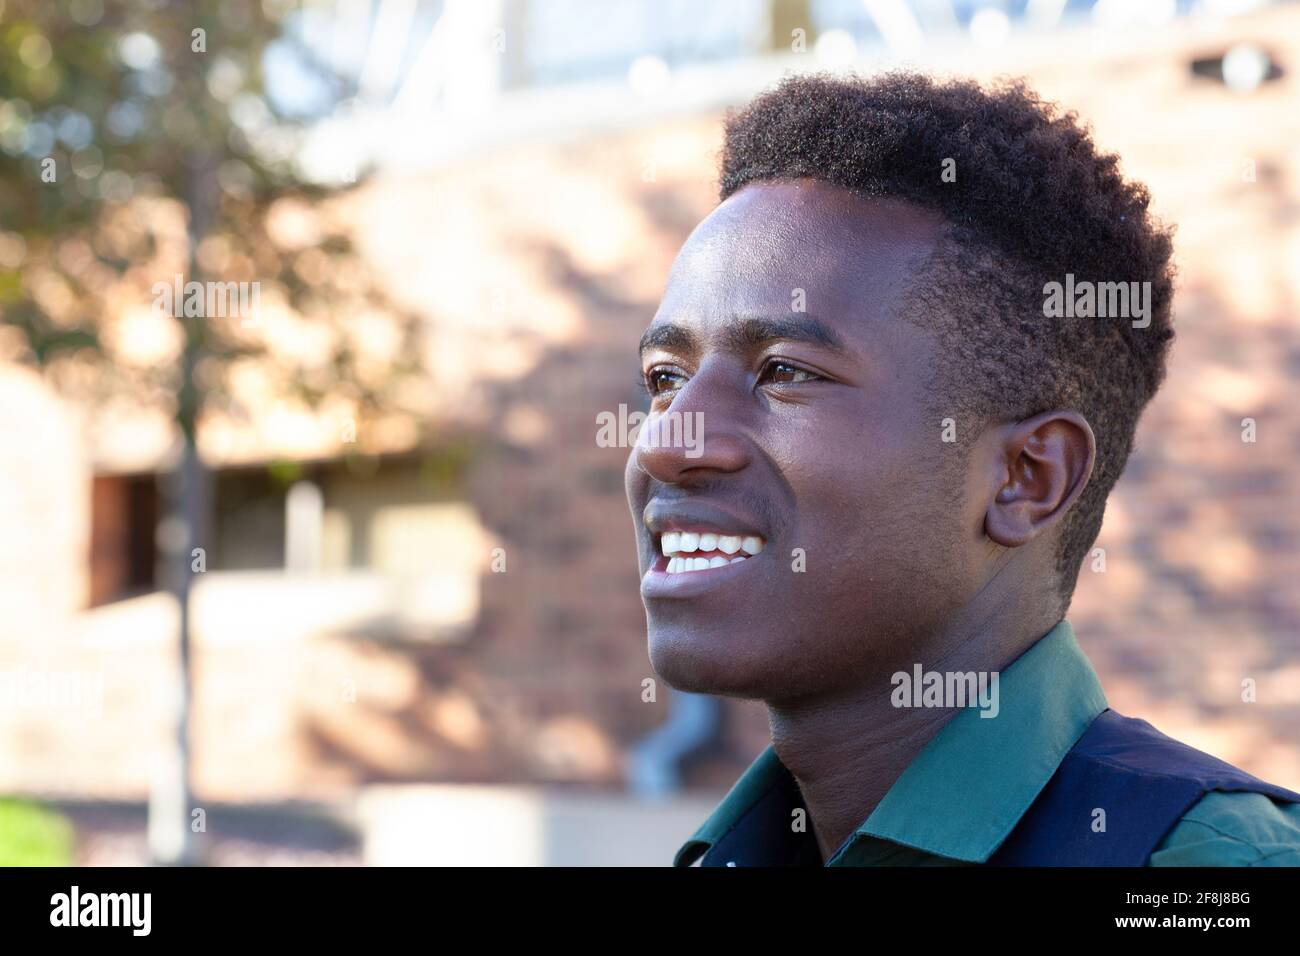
[[633, 363, 750, 485]]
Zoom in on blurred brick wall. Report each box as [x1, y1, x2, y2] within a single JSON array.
[[0, 366, 89, 629]]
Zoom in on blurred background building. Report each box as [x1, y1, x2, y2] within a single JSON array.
[[1, 0, 1299, 864]]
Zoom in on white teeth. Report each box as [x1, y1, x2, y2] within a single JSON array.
[[662, 552, 754, 574], [659, 530, 766, 572]]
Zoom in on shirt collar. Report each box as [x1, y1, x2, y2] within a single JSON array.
[[674, 619, 1108, 866]]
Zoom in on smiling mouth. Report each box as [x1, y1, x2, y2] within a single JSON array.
[[659, 530, 765, 574]]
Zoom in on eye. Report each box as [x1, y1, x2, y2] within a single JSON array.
[[758, 359, 822, 386], [643, 366, 687, 397]]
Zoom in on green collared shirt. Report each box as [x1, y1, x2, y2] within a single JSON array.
[[675, 620, 1300, 867]]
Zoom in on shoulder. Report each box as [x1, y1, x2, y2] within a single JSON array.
[[1047, 709, 1300, 866], [1150, 790, 1300, 867]]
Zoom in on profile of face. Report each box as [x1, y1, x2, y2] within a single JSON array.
[[625, 179, 997, 704]]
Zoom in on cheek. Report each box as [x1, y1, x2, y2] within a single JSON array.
[[764, 410, 968, 609], [766, 404, 926, 547]]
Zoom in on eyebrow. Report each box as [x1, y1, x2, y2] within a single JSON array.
[[638, 315, 850, 358]]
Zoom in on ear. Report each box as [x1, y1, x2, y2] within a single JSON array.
[[984, 410, 1096, 549]]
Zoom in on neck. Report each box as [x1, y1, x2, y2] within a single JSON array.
[[768, 597, 1062, 862]]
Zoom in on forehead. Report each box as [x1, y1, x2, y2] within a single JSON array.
[[655, 179, 945, 335]]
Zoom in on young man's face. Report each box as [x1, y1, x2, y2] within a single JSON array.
[[626, 179, 993, 703]]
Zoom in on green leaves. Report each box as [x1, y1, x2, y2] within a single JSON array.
[[1, 0, 432, 445]]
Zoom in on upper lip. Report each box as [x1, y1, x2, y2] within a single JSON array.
[[643, 499, 768, 542]]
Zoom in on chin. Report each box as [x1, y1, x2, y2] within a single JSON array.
[[648, 627, 789, 700]]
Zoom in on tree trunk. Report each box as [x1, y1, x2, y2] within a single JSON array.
[[148, 147, 216, 866]]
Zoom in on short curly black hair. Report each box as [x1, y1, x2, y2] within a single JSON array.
[[718, 71, 1176, 608]]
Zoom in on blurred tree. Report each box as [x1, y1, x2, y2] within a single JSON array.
[[0, 0, 432, 863]]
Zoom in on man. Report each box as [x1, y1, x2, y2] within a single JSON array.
[[624, 72, 1300, 866]]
